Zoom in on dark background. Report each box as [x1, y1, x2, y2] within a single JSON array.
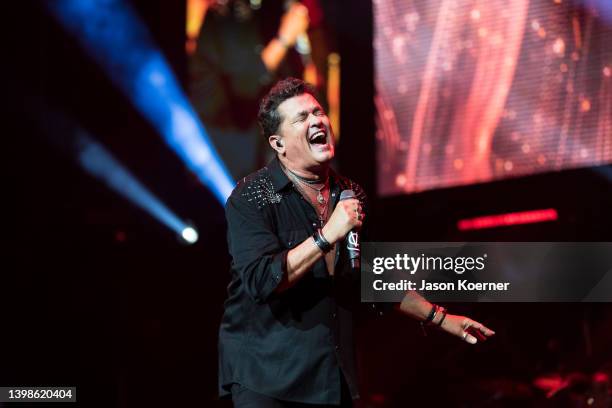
[[5, 1, 612, 407]]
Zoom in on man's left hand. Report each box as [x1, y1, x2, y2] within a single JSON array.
[[440, 314, 495, 344]]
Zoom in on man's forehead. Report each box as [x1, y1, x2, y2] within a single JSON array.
[[278, 93, 321, 115]]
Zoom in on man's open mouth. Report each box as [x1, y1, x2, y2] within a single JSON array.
[[309, 130, 327, 145]]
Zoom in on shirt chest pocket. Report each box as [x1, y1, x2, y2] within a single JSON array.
[[278, 228, 310, 249]]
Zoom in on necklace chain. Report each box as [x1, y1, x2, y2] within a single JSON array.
[[281, 163, 331, 222], [286, 168, 325, 184], [285, 167, 329, 206], [287, 172, 329, 222], [296, 178, 327, 204]]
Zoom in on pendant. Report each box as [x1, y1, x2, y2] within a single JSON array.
[[317, 191, 325, 204]]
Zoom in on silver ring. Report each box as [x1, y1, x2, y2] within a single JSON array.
[[462, 332, 468, 341]]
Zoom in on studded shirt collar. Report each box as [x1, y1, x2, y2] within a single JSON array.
[[267, 156, 292, 193]]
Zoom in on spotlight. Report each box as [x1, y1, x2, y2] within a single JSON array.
[[31, 97, 198, 243], [45, 0, 235, 203], [76, 131, 196, 241], [181, 226, 199, 244]]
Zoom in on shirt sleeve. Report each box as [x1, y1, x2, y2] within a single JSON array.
[[225, 193, 288, 304]]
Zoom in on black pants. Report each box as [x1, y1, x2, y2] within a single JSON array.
[[231, 374, 353, 408]]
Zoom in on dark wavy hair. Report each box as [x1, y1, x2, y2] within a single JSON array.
[[257, 77, 319, 139]]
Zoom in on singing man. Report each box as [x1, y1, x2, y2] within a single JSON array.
[[218, 77, 494, 407]]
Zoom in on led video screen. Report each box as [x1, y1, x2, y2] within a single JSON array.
[[375, 0, 612, 196]]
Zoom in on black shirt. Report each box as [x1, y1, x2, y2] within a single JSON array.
[[218, 157, 367, 404]]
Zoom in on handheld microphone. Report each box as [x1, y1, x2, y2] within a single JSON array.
[[339, 190, 360, 269]]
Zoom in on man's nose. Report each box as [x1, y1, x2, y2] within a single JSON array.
[[308, 113, 324, 127]]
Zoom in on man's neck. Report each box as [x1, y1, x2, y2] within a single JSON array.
[[279, 157, 329, 182]]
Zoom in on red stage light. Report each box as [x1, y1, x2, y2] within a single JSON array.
[[457, 208, 558, 231]]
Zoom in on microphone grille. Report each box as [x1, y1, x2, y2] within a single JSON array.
[[339, 189, 355, 201]]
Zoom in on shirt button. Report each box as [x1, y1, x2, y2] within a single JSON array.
[[332, 313, 337, 319], [335, 345, 340, 351], [312, 223, 317, 227]]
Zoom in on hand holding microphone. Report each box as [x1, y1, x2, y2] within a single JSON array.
[[321, 190, 364, 269]]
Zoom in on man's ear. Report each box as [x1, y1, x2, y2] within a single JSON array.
[[269, 135, 285, 155]]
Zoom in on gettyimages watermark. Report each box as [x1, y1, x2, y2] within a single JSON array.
[[361, 242, 612, 302]]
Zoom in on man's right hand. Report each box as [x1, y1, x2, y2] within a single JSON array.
[[322, 198, 363, 244]]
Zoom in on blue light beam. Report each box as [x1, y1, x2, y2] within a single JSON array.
[[45, 0, 234, 204], [76, 131, 198, 244]]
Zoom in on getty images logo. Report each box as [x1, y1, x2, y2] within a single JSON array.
[[372, 253, 488, 274]]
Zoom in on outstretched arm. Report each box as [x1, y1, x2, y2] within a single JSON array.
[[397, 290, 495, 344]]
